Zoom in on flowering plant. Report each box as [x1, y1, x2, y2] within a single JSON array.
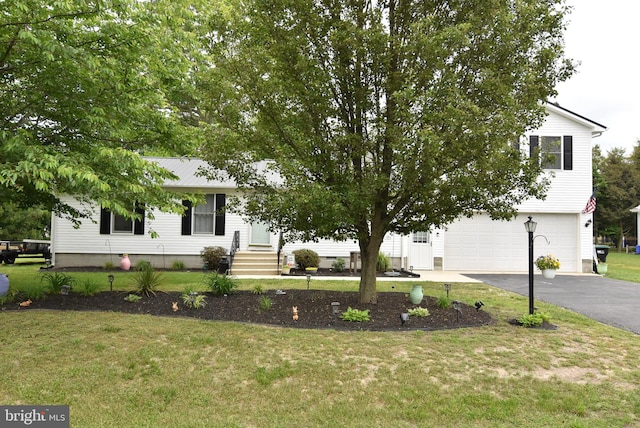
[[535, 254, 560, 270]]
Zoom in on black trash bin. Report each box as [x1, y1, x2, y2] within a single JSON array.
[[218, 257, 229, 274], [594, 245, 610, 263]]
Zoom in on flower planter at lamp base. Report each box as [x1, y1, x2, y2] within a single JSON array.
[[541, 269, 556, 279]]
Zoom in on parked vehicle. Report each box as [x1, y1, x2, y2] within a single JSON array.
[[0, 239, 51, 264]]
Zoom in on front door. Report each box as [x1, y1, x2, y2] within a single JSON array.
[[250, 223, 271, 246], [407, 231, 433, 270]]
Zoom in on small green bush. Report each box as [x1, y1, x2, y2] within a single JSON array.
[[104, 261, 115, 270], [292, 249, 320, 270], [78, 279, 100, 297], [135, 260, 153, 271], [40, 272, 75, 294], [408, 307, 430, 317], [124, 294, 142, 302], [436, 295, 452, 309], [130, 264, 163, 296], [252, 284, 264, 294], [203, 272, 238, 296], [331, 258, 346, 272], [171, 260, 186, 271], [340, 307, 370, 322], [258, 296, 273, 312], [182, 286, 207, 309], [201, 246, 227, 270], [376, 252, 391, 272]]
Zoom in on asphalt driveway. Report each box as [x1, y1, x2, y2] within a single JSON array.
[[465, 273, 640, 335]]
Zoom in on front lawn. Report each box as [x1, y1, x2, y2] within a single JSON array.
[[0, 263, 639, 427]]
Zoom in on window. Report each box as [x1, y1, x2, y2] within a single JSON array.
[[412, 231, 430, 243], [99, 204, 145, 235], [541, 136, 561, 169], [112, 214, 133, 234], [194, 194, 215, 234], [529, 135, 573, 171], [181, 194, 226, 236]]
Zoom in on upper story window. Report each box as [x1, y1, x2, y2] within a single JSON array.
[[529, 135, 573, 171]]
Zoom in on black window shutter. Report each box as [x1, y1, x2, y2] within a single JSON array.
[[134, 203, 145, 235], [181, 200, 192, 235], [563, 136, 573, 170], [100, 207, 111, 235], [215, 194, 226, 236], [529, 135, 539, 158]]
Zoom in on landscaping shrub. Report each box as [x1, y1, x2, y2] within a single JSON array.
[[201, 246, 227, 270], [376, 252, 391, 272], [331, 258, 346, 272], [130, 264, 163, 296], [203, 272, 237, 296], [40, 271, 75, 295], [292, 249, 320, 270]]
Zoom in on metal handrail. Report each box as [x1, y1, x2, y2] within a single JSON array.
[[229, 230, 240, 273]]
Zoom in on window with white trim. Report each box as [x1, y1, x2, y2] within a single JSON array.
[[412, 231, 430, 243], [193, 194, 216, 234], [112, 214, 133, 234]]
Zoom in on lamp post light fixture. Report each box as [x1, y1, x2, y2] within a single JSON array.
[[108, 274, 115, 292], [444, 283, 451, 299], [524, 216, 537, 315], [306, 274, 311, 290]]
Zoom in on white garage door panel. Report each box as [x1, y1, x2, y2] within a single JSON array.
[[444, 214, 577, 272]]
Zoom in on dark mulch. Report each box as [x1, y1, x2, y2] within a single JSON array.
[[4, 289, 494, 331]]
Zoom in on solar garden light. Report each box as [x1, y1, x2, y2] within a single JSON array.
[[444, 283, 451, 298], [108, 274, 115, 292], [306, 274, 311, 290], [452, 300, 462, 322], [189, 291, 198, 304], [331, 301, 341, 316], [61, 284, 71, 305], [400, 312, 410, 325]]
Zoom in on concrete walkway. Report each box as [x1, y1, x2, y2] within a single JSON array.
[[465, 273, 640, 335]]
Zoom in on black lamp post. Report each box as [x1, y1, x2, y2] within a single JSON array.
[[524, 216, 537, 315]]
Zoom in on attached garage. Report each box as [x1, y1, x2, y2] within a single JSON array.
[[442, 214, 579, 272]]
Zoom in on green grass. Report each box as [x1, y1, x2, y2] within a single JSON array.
[[0, 263, 639, 427], [600, 251, 640, 282]]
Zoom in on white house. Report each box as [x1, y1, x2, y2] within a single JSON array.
[[50, 103, 605, 274]]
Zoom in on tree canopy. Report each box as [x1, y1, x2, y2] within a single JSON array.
[[199, 0, 574, 303], [1, 0, 202, 224]]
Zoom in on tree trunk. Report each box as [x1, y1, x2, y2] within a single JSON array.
[[358, 234, 385, 304]]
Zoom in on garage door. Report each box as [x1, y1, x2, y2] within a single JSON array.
[[443, 214, 578, 272]]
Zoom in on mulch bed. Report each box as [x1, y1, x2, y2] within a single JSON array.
[[3, 289, 494, 332]]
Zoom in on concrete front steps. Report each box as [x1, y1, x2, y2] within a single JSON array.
[[230, 251, 282, 276]]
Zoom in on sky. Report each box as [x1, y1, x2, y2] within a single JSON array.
[[552, 0, 639, 155]]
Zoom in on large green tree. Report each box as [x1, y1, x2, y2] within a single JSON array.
[[1, 0, 202, 223], [596, 147, 637, 248], [200, 0, 574, 303]]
